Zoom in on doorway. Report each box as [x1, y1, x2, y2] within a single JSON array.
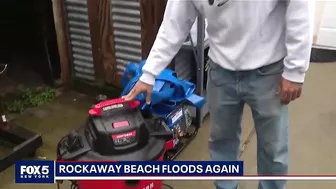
[[0, 0, 61, 96]]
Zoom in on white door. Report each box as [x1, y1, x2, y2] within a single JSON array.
[[315, 1, 336, 49]]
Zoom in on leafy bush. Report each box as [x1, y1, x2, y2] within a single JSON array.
[[2, 87, 57, 113]]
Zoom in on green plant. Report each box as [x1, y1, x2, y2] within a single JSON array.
[[2, 87, 57, 113], [21, 88, 35, 106], [4, 100, 24, 113]]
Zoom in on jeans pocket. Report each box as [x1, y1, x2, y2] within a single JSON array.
[[209, 61, 230, 87], [257, 59, 285, 76]]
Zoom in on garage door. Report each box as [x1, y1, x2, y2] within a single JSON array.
[[315, 1, 336, 49]]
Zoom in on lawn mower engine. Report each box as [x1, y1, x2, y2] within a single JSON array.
[[56, 98, 173, 189], [143, 103, 195, 160], [166, 105, 193, 146]]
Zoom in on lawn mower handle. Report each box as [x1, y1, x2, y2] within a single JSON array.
[[89, 98, 140, 117]]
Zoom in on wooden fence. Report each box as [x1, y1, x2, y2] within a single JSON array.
[[53, 0, 166, 88]]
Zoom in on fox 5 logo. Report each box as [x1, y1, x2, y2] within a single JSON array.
[[20, 165, 50, 179]]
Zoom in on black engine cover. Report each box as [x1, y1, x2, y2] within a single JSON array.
[[57, 98, 168, 161]]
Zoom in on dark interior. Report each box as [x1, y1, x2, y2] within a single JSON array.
[[0, 0, 60, 89]]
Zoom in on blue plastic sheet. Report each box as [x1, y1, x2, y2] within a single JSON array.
[[121, 60, 205, 117]]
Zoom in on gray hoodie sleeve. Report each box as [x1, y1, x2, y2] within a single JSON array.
[[282, 0, 315, 83], [139, 0, 198, 85]]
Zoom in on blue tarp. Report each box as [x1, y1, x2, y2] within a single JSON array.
[[121, 60, 205, 117]]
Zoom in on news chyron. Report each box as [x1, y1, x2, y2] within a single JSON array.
[[15, 160, 243, 184], [15, 160, 55, 183]]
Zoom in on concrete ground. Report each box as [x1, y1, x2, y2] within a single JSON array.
[[1, 63, 336, 189]]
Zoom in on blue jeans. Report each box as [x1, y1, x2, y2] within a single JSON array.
[[207, 59, 289, 189]]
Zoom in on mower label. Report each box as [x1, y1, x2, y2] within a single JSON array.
[[143, 182, 154, 189], [170, 108, 183, 125], [103, 104, 123, 111], [112, 131, 136, 145], [112, 131, 136, 139]]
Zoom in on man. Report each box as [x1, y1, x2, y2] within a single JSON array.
[[123, 0, 314, 188]]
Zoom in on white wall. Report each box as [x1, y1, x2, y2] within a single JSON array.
[[313, 0, 325, 42], [314, 0, 336, 49]]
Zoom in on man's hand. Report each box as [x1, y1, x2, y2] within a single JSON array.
[[277, 77, 303, 105], [122, 81, 153, 104]]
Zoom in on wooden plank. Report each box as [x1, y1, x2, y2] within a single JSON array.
[[98, 0, 119, 87], [87, 0, 120, 87], [140, 0, 166, 59], [140, 0, 153, 59], [87, 0, 105, 85], [52, 0, 71, 88], [153, 0, 166, 37]]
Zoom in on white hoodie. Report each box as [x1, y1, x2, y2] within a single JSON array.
[[140, 0, 315, 85]]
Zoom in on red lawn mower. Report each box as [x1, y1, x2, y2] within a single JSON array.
[[56, 98, 176, 189]]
